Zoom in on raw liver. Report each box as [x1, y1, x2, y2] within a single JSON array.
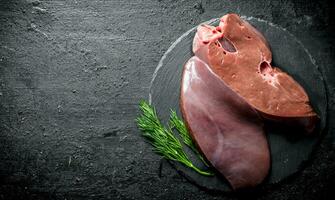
[[180, 13, 319, 189], [180, 56, 270, 189], [193, 14, 318, 133]]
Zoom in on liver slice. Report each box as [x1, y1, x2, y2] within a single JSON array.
[[193, 14, 318, 133], [180, 56, 270, 189]]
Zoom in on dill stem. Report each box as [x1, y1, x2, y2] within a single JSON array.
[[188, 163, 214, 176]]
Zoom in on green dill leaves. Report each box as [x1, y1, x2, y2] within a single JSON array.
[[169, 110, 210, 167], [136, 100, 213, 176]]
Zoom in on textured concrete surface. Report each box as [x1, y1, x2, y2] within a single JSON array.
[[0, 0, 334, 199]]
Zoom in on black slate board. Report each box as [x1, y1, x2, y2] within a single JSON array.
[[149, 17, 327, 192]]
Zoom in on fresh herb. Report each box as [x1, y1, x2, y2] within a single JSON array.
[[136, 100, 213, 176], [169, 110, 210, 167]]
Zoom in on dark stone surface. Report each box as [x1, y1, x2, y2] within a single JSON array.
[[150, 17, 328, 192], [0, 0, 334, 199]]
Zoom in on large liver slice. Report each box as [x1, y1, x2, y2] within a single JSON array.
[[193, 14, 318, 132], [180, 56, 270, 189]]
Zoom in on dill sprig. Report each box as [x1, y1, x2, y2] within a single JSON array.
[[136, 100, 213, 176], [169, 110, 210, 167]]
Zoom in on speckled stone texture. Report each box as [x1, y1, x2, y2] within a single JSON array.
[[0, 0, 334, 199]]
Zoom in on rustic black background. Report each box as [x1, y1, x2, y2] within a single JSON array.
[[0, 0, 334, 199]]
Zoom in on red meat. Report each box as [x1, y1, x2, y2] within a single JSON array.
[[180, 14, 318, 189], [193, 14, 318, 133], [180, 56, 270, 189]]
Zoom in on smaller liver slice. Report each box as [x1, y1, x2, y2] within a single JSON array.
[[180, 56, 270, 189], [193, 14, 318, 133]]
